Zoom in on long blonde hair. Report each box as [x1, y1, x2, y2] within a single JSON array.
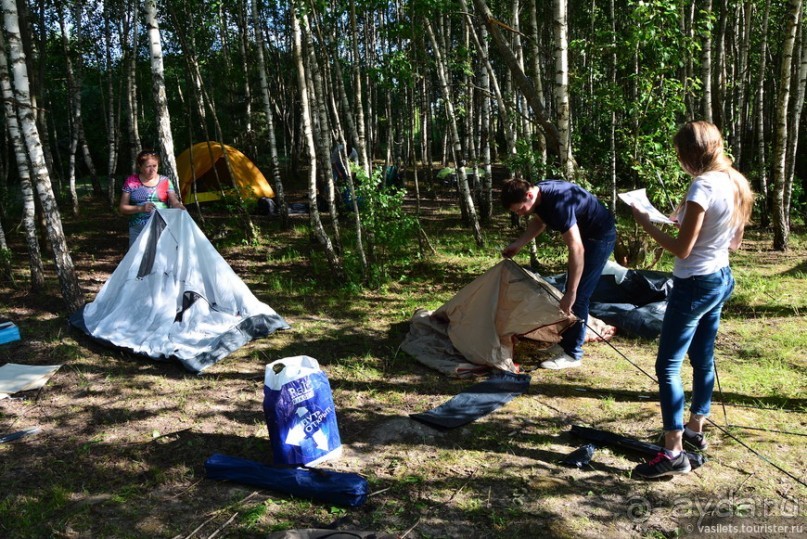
[[673, 121, 753, 230]]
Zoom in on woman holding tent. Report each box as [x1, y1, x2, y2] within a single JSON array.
[[119, 150, 185, 247], [630, 121, 753, 479]]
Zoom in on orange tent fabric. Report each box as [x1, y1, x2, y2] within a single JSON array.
[[176, 142, 275, 202]]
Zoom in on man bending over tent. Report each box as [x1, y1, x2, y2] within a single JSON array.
[[501, 178, 616, 370]]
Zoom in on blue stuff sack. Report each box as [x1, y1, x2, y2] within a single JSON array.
[[204, 453, 369, 507], [263, 356, 342, 466]]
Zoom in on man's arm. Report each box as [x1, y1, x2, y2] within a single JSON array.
[[559, 224, 584, 315], [502, 215, 546, 258]]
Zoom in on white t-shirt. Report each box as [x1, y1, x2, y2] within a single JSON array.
[[673, 170, 738, 278]]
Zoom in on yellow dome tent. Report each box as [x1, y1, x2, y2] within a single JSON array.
[[176, 142, 275, 203]]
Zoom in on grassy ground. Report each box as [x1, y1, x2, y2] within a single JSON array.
[[0, 186, 805, 539]]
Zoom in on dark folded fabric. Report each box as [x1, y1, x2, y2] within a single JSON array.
[[561, 443, 597, 468], [570, 425, 706, 469], [204, 453, 369, 507], [410, 371, 531, 430]]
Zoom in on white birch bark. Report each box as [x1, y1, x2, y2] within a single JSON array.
[[349, 3, 369, 175], [770, 0, 802, 251], [756, 0, 771, 227], [424, 18, 483, 247], [125, 0, 141, 170], [144, 0, 179, 187], [291, 3, 343, 278], [0, 30, 43, 289], [701, 0, 714, 122], [3, 0, 83, 311], [784, 13, 807, 227], [553, 0, 575, 179], [251, 0, 288, 227]]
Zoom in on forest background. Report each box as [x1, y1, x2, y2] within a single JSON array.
[[0, 0, 805, 537]]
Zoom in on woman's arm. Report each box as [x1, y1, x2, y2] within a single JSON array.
[[119, 191, 149, 215], [632, 201, 705, 259], [168, 191, 186, 210]]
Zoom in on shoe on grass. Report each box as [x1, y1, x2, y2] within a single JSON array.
[[540, 351, 581, 370], [633, 450, 691, 479], [683, 429, 708, 451]]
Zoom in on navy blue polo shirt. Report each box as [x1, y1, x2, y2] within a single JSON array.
[[533, 180, 615, 240]]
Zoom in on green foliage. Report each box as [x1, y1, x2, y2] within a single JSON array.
[[346, 166, 419, 287], [505, 138, 552, 182]]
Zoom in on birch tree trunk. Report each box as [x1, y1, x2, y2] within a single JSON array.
[[124, 0, 141, 170], [56, 0, 80, 215], [756, 0, 771, 227], [472, 0, 564, 162], [104, 2, 120, 208], [553, 0, 575, 179], [733, 0, 753, 167], [3, 0, 83, 311], [528, 0, 546, 164], [714, 0, 727, 129], [701, 0, 714, 123], [0, 30, 43, 289], [784, 14, 807, 228], [291, 3, 343, 279], [770, 0, 802, 251], [303, 12, 342, 255], [424, 18, 483, 247], [144, 0, 179, 187], [251, 0, 288, 228], [349, 2, 369, 176]]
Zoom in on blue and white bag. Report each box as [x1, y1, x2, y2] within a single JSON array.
[[263, 356, 342, 466]]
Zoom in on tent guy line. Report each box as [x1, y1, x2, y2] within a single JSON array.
[[510, 261, 807, 490]]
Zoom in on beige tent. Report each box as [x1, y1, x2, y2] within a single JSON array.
[[401, 259, 577, 376], [176, 142, 275, 203]]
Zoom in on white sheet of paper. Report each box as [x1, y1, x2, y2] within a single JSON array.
[[0, 363, 61, 399], [618, 188, 676, 225]]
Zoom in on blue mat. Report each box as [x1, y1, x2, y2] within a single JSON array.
[[410, 371, 531, 430]]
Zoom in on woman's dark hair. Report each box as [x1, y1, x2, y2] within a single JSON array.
[[136, 149, 160, 166], [500, 178, 532, 208]]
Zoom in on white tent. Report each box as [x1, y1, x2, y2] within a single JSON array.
[[401, 259, 576, 376], [70, 209, 289, 373]]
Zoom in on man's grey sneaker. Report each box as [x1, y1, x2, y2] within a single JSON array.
[[633, 450, 691, 479], [683, 430, 708, 451], [540, 352, 581, 370]]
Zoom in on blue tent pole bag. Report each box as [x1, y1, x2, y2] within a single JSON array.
[[263, 356, 342, 466], [204, 453, 369, 507]]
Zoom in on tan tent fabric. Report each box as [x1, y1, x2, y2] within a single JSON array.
[[176, 142, 275, 203], [402, 259, 577, 375]]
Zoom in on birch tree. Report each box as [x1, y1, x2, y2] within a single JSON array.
[[251, 0, 288, 228], [553, 0, 575, 179], [0, 30, 43, 289], [144, 0, 179, 187], [424, 17, 483, 247], [770, 0, 803, 251], [291, 2, 343, 279], [701, 0, 714, 122], [3, 0, 84, 311], [784, 16, 807, 227]]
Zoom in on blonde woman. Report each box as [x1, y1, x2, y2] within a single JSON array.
[[631, 121, 753, 479]]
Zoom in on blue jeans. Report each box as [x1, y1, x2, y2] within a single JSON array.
[[560, 230, 616, 360], [657, 266, 735, 431]]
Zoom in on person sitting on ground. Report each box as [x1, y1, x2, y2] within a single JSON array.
[[630, 121, 753, 479], [119, 149, 185, 247], [501, 177, 616, 370]]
